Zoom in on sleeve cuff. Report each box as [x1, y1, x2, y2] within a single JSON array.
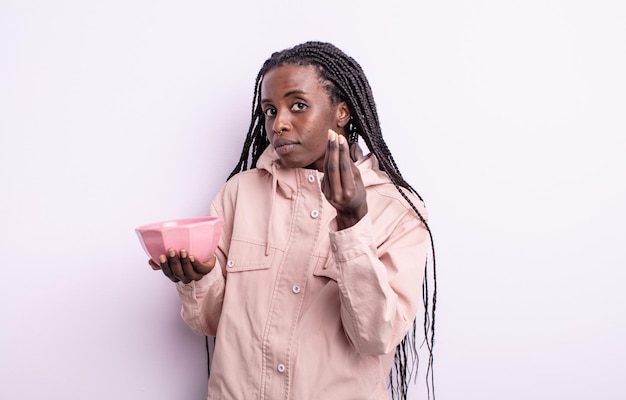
[[175, 261, 224, 297], [329, 214, 374, 263]]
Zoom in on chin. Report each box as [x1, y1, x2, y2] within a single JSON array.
[[277, 158, 309, 170]]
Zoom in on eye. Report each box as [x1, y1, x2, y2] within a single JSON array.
[[263, 107, 276, 118], [291, 102, 307, 112]]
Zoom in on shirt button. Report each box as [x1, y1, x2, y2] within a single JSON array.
[[307, 175, 315, 183], [227, 260, 235, 268], [310, 210, 319, 219], [277, 363, 286, 373], [292, 285, 301, 294]]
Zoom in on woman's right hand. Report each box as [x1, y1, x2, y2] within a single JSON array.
[[148, 249, 216, 284]]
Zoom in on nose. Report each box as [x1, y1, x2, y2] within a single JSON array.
[[272, 109, 291, 135]]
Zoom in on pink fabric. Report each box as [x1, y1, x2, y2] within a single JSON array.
[[176, 146, 429, 400]]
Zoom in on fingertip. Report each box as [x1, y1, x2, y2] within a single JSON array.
[[148, 258, 161, 270]]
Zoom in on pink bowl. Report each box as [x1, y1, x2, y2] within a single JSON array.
[[135, 216, 223, 263]]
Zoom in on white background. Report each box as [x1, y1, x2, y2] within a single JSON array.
[[1, 1, 624, 399]]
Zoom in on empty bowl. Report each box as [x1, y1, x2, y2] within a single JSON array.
[[135, 216, 223, 263]]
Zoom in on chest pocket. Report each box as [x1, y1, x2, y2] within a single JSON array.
[[312, 253, 339, 281], [224, 239, 273, 273]]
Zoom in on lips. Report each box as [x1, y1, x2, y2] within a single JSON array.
[[274, 139, 299, 156]]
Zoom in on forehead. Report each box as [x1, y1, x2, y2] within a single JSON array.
[[260, 64, 325, 97]]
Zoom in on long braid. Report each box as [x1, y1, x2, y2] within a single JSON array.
[[228, 41, 437, 400], [228, 72, 268, 179]]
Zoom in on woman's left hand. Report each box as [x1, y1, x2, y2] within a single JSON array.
[[322, 129, 368, 230], [148, 249, 216, 284]]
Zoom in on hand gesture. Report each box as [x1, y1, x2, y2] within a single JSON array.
[[321, 129, 368, 230], [149, 249, 216, 284]]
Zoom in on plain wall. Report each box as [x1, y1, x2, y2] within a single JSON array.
[[1, 1, 624, 399]]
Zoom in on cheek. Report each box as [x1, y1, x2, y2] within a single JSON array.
[[314, 130, 327, 148], [265, 124, 275, 142]]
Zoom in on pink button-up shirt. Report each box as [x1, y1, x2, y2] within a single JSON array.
[[176, 147, 429, 400]]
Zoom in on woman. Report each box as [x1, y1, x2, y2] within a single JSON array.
[[150, 41, 436, 400]]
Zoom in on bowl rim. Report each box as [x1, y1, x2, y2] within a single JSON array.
[[135, 216, 223, 233]]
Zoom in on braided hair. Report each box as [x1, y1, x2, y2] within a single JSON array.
[[228, 41, 437, 400]]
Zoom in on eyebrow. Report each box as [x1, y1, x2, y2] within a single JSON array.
[[261, 89, 308, 104]]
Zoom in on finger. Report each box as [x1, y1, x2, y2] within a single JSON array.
[[337, 134, 357, 198], [167, 248, 187, 283], [148, 259, 161, 270], [321, 130, 333, 200], [321, 133, 331, 199], [179, 249, 202, 283], [349, 141, 363, 162], [191, 254, 217, 275], [324, 129, 342, 199], [159, 254, 180, 282]]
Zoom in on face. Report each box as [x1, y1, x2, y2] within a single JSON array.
[[260, 64, 350, 171]]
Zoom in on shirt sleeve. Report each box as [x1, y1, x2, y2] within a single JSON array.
[[175, 262, 225, 337], [329, 210, 429, 355]]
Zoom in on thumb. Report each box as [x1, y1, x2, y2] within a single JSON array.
[[349, 141, 363, 162], [191, 254, 217, 275]]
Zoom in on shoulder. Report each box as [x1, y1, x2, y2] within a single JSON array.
[[358, 155, 428, 222], [212, 168, 272, 206], [222, 168, 270, 190], [368, 182, 428, 222]]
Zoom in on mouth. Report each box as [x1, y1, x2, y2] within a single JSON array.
[[274, 139, 299, 156]]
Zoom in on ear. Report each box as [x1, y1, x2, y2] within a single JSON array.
[[335, 101, 351, 128]]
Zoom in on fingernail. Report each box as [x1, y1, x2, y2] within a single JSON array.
[[180, 249, 187, 258], [338, 135, 345, 145], [328, 129, 336, 141], [168, 249, 175, 257], [159, 255, 167, 263], [189, 255, 195, 263]]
